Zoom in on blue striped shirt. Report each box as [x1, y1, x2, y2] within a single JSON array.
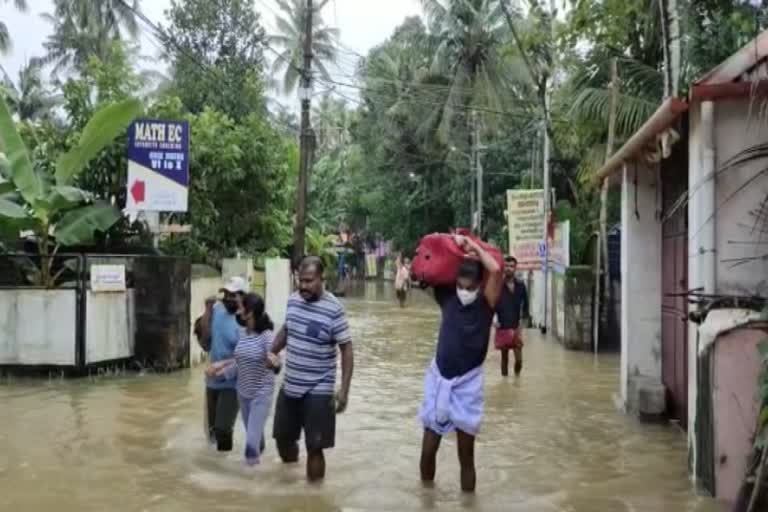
[[224, 329, 275, 399], [283, 291, 351, 397]]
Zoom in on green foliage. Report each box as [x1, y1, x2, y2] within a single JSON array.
[[54, 42, 154, 249], [0, 58, 60, 122], [43, 0, 141, 75], [56, 100, 141, 186], [160, 106, 294, 266], [756, 341, 768, 448], [682, 0, 768, 84], [305, 226, 338, 274], [165, 0, 267, 120], [0, 96, 140, 287]]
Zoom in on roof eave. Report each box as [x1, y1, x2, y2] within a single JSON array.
[[695, 30, 768, 86], [593, 98, 688, 184]]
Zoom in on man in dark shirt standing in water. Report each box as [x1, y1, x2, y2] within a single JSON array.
[[419, 234, 502, 493], [494, 256, 529, 377]]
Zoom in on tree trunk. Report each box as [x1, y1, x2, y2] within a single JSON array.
[[596, 58, 619, 351]]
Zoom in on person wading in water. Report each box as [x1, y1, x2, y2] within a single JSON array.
[[206, 293, 280, 466], [395, 254, 411, 308], [267, 256, 355, 482], [494, 256, 529, 377], [198, 276, 246, 452], [419, 234, 502, 493]]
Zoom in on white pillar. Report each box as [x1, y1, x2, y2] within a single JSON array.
[[688, 100, 717, 484], [620, 163, 663, 412], [222, 258, 255, 290], [265, 258, 292, 331]]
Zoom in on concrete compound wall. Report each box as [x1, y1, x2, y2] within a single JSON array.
[[561, 266, 594, 351], [265, 258, 291, 331], [85, 290, 135, 364], [527, 270, 550, 330], [620, 163, 663, 412], [189, 265, 221, 367], [0, 289, 77, 365], [712, 327, 764, 505]]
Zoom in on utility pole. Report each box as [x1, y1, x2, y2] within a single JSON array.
[[541, 102, 551, 334], [475, 113, 484, 233], [541, 0, 557, 335], [594, 58, 619, 354], [477, 149, 484, 234], [470, 113, 476, 230], [291, 0, 315, 267]]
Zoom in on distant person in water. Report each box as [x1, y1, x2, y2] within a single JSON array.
[[198, 276, 247, 451], [207, 293, 280, 465], [395, 254, 411, 308], [494, 256, 529, 377], [419, 234, 502, 493], [267, 256, 355, 482]]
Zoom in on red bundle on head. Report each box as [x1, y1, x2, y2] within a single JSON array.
[[410, 229, 504, 287]]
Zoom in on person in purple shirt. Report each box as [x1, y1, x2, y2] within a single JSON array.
[[418, 234, 502, 493]]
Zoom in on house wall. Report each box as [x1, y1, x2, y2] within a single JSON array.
[[713, 98, 768, 296], [712, 326, 764, 504], [620, 163, 663, 411], [689, 96, 768, 485]]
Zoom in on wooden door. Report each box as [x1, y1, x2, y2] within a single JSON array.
[[661, 165, 689, 428]]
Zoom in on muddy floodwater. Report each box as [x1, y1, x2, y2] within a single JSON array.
[[0, 283, 722, 511]]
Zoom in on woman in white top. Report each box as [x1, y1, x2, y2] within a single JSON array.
[[207, 293, 280, 465]]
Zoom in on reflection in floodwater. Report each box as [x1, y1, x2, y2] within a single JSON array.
[[0, 282, 721, 511]]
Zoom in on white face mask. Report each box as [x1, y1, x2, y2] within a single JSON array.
[[456, 287, 479, 306]]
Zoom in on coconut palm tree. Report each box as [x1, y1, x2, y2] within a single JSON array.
[[418, 0, 527, 144], [43, 0, 140, 75], [0, 0, 28, 55], [268, 0, 339, 95], [312, 94, 352, 155], [0, 59, 61, 121]]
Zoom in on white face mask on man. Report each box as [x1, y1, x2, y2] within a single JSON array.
[[456, 287, 479, 306]]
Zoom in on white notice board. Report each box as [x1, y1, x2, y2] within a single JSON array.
[[91, 265, 126, 292]]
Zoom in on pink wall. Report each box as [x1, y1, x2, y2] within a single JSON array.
[[713, 327, 765, 503]]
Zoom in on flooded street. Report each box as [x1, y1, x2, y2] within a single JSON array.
[[0, 284, 721, 512]]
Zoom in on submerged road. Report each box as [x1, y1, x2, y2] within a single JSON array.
[[0, 283, 721, 511]]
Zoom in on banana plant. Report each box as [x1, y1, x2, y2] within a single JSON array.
[[305, 226, 338, 276], [0, 96, 142, 287]]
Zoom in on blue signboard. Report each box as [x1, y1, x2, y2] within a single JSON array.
[[126, 119, 189, 212]]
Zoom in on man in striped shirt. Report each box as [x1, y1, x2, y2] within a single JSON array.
[[268, 255, 354, 482]]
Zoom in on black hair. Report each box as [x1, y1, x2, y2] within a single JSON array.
[[505, 255, 518, 264], [299, 255, 325, 276], [457, 259, 484, 283], [242, 293, 274, 333]]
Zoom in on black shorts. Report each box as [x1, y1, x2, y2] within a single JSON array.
[[273, 388, 336, 450]]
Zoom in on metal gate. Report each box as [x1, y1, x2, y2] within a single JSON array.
[[661, 161, 689, 427]]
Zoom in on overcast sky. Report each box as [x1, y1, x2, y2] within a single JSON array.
[[0, 0, 422, 107]]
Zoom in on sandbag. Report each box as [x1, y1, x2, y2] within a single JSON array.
[[410, 229, 504, 287]]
